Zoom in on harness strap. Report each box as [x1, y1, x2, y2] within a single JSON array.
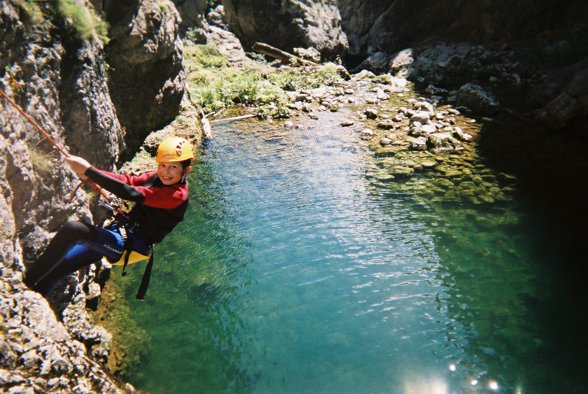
[[112, 174, 159, 299], [118, 225, 130, 276], [136, 249, 154, 300]]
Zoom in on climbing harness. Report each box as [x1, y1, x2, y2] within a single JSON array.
[[101, 174, 159, 300], [0, 86, 110, 202], [105, 214, 155, 300]]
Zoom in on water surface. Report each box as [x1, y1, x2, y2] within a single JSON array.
[[119, 113, 587, 393]]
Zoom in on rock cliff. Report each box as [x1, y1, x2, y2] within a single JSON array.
[[0, 0, 186, 391], [221, 0, 588, 130], [223, 0, 348, 60]]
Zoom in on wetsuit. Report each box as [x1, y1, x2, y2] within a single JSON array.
[[25, 167, 189, 295]]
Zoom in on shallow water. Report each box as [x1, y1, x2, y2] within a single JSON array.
[[119, 113, 587, 393]]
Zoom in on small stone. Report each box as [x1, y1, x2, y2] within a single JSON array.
[[359, 128, 374, 139], [410, 111, 431, 125], [377, 92, 390, 100], [364, 108, 378, 119], [390, 166, 414, 178], [420, 159, 437, 168], [377, 119, 395, 129]]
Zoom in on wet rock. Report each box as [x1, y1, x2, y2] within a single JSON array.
[[410, 122, 437, 137], [410, 111, 432, 125], [408, 137, 428, 151], [376, 91, 390, 100], [455, 83, 500, 115], [365, 108, 378, 119], [377, 119, 396, 129], [359, 128, 374, 139], [390, 166, 415, 178], [433, 178, 455, 189], [340, 119, 355, 126], [448, 126, 473, 142], [413, 101, 436, 115], [420, 158, 438, 168]]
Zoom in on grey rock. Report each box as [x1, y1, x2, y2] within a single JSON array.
[[106, 0, 186, 152], [365, 108, 378, 119], [224, 0, 349, 60], [456, 83, 500, 115], [389, 48, 414, 76], [410, 111, 432, 125]]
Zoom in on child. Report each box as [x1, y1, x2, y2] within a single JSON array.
[[25, 136, 194, 299]]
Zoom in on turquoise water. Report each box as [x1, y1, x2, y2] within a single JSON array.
[[119, 114, 587, 393]]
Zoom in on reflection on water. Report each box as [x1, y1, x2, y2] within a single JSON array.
[[119, 113, 588, 393]]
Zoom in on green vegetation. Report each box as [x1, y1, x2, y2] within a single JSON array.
[[185, 44, 347, 118], [13, 0, 44, 24], [27, 145, 56, 177], [57, 0, 109, 43], [156, 0, 170, 12], [13, 0, 109, 43]]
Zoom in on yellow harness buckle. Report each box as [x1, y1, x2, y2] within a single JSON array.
[[102, 250, 151, 266]]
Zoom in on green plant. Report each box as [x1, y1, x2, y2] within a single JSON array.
[[27, 145, 55, 177], [13, 0, 44, 24], [57, 0, 109, 43], [185, 44, 227, 69], [157, 0, 169, 12], [185, 44, 347, 116]]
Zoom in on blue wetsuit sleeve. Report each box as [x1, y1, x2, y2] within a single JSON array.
[[86, 167, 146, 203]]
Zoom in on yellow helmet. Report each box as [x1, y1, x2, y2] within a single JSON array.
[[156, 137, 194, 163]]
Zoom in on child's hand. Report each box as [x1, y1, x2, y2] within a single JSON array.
[[65, 155, 91, 180]]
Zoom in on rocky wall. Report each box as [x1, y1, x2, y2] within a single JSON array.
[[223, 0, 348, 60], [0, 0, 187, 391], [219, 0, 588, 129], [105, 0, 186, 157]]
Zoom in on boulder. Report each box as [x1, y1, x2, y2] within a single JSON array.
[[223, 0, 349, 60], [455, 83, 500, 115], [389, 48, 414, 76], [530, 57, 588, 129]]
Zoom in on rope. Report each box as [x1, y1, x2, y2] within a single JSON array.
[[0, 87, 69, 156], [0, 86, 110, 202]]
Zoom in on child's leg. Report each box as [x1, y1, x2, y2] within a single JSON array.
[[25, 221, 124, 295], [31, 244, 102, 295], [25, 221, 96, 289]]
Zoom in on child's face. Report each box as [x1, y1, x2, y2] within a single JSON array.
[[157, 161, 186, 185]]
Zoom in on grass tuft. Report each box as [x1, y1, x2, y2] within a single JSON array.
[[27, 145, 56, 178], [57, 0, 109, 43], [13, 0, 45, 24]]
